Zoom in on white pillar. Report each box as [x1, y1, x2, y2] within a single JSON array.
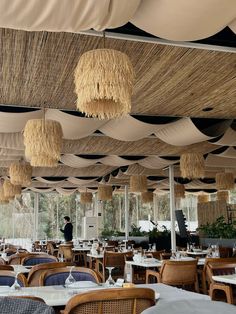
[[169, 165, 176, 251], [75, 195, 78, 239], [56, 195, 59, 239], [33, 192, 39, 241], [124, 185, 129, 240], [136, 194, 139, 227], [153, 193, 158, 222]]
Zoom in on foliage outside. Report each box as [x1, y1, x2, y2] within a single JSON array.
[[197, 216, 236, 239]]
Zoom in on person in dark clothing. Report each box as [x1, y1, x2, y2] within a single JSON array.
[[60, 216, 73, 242]]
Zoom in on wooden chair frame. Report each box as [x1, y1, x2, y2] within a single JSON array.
[[21, 254, 58, 266], [62, 288, 155, 314], [0, 270, 28, 287]]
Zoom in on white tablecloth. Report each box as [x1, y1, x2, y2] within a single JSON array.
[[141, 299, 236, 314]]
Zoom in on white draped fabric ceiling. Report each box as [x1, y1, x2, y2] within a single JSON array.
[[0, 0, 235, 40]]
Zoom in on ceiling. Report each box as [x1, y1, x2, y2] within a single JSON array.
[[0, 28, 235, 194]]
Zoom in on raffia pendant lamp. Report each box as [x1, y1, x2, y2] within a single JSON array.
[[217, 190, 229, 202], [130, 175, 147, 193], [141, 191, 153, 204], [0, 187, 9, 204], [74, 49, 134, 119], [98, 184, 113, 201], [9, 161, 32, 186], [174, 184, 185, 198], [80, 192, 93, 204], [180, 153, 205, 179], [215, 172, 234, 190], [3, 180, 21, 199], [198, 194, 209, 203], [24, 119, 63, 167]]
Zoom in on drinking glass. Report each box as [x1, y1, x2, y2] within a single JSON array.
[[10, 272, 21, 291], [65, 266, 76, 287], [105, 267, 115, 287], [148, 244, 152, 251]]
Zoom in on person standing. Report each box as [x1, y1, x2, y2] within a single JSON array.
[[60, 216, 73, 242]]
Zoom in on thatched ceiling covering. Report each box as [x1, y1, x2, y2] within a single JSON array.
[[0, 29, 235, 118], [0, 29, 235, 194]]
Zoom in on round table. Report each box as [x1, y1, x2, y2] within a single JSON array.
[[141, 299, 236, 314]]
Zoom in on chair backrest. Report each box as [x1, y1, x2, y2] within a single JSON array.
[[46, 242, 55, 255], [0, 265, 14, 271], [150, 250, 165, 260], [0, 297, 55, 314], [160, 252, 171, 260], [159, 260, 198, 286], [0, 270, 27, 287], [203, 257, 236, 281], [219, 247, 233, 258], [63, 288, 155, 314], [103, 251, 126, 268], [58, 244, 73, 261], [0, 258, 6, 265], [206, 262, 236, 284], [22, 255, 58, 266], [39, 267, 100, 286], [27, 262, 74, 287], [8, 253, 31, 265]]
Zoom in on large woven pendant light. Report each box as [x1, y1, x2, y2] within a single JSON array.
[[141, 191, 153, 204], [174, 184, 185, 198], [130, 175, 147, 193], [9, 161, 32, 186], [3, 180, 21, 200], [24, 119, 63, 167], [74, 43, 134, 119], [98, 184, 113, 201], [217, 190, 229, 202], [180, 153, 205, 179], [80, 192, 93, 205], [0, 187, 9, 204], [215, 172, 234, 190], [198, 194, 209, 203]]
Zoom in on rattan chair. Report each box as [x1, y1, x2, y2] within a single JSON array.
[[0, 257, 6, 265], [0, 270, 27, 287], [207, 262, 236, 304], [27, 262, 74, 286], [22, 254, 58, 266], [62, 287, 155, 314], [39, 266, 100, 286], [146, 260, 199, 292], [0, 265, 14, 271], [46, 242, 59, 257]]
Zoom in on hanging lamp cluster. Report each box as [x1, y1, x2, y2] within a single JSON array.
[[130, 175, 147, 193], [141, 191, 153, 204], [2, 179, 21, 201], [217, 190, 229, 202], [180, 153, 205, 179], [197, 194, 209, 203], [98, 184, 113, 201], [9, 161, 32, 186], [80, 192, 93, 204], [174, 184, 185, 198], [215, 172, 234, 190]]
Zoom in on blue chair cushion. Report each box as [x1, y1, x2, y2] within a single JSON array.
[[44, 271, 96, 286], [0, 276, 24, 287], [23, 258, 56, 266]]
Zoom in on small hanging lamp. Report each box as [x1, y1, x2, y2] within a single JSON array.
[[141, 191, 153, 204], [98, 184, 113, 201], [24, 117, 63, 167], [130, 175, 147, 193], [80, 192, 93, 204], [197, 194, 209, 203], [3, 179, 21, 200], [174, 184, 185, 198], [74, 32, 134, 119], [180, 153, 205, 179], [216, 172, 234, 190], [217, 190, 229, 202], [0, 186, 9, 204], [9, 161, 32, 186]]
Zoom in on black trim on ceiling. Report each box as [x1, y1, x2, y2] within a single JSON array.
[[132, 115, 179, 124], [174, 178, 192, 184], [75, 154, 106, 159], [111, 169, 120, 177], [120, 156, 145, 160], [147, 176, 166, 181], [210, 146, 229, 155], [185, 189, 217, 193], [191, 118, 233, 137], [161, 156, 180, 161], [230, 121, 236, 131], [208, 134, 223, 143], [199, 178, 216, 184], [0, 105, 39, 113], [110, 23, 236, 48], [40, 176, 67, 181]]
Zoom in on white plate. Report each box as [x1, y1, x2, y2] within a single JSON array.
[[155, 292, 160, 300], [67, 281, 98, 289]]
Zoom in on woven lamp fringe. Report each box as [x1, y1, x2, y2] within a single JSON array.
[[80, 192, 93, 204], [23, 119, 63, 167], [198, 194, 209, 203], [174, 184, 185, 198], [3, 180, 21, 199], [215, 172, 234, 190], [74, 49, 134, 119], [130, 175, 147, 193], [9, 161, 32, 186], [0, 187, 9, 204], [141, 191, 153, 204], [217, 190, 229, 202], [180, 153, 205, 179], [98, 185, 113, 201]]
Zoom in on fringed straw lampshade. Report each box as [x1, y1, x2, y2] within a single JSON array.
[[9, 161, 32, 186], [180, 153, 205, 179], [80, 192, 93, 204], [24, 119, 63, 167], [141, 191, 153, 204], [174, 184, 185, 198], [198, 194, 209, 203], [3, 180, 21, 200], [130, 175, 147, 193], [0, 187, 9, 204], [217, 190, 229, 203], [215, 172, 234, 190], [74, 49, 134, 119], [98, 185, 113, 201]]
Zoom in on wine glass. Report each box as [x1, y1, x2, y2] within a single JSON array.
[[148, 244, 152, 251], [65, 266, 76, 287], [10, 272, 21, 290], [105, 267, 115, 287]]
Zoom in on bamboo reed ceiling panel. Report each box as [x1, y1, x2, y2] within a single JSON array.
[[0, 29, 235, 118]]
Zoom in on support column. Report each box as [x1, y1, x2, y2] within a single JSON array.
[[56, 195, 59, 240], [153, 193, 158, 222], [136, 194, 139, 227], [33, 192, 39, 241], [124, 185, 129, 240], [169, 165, 176, 252], [75, 195, 78, 239]]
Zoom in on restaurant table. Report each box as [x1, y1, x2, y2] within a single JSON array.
[[0, 283, 210, 307], [181, 250, 208, 257], [86, 253, 103, 269], [212, 274, 236, 285], [12, 265, 31, 274], [126, 258, 205, 283], [141, 299, 236, 314], [72, 247, 91, 252]]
